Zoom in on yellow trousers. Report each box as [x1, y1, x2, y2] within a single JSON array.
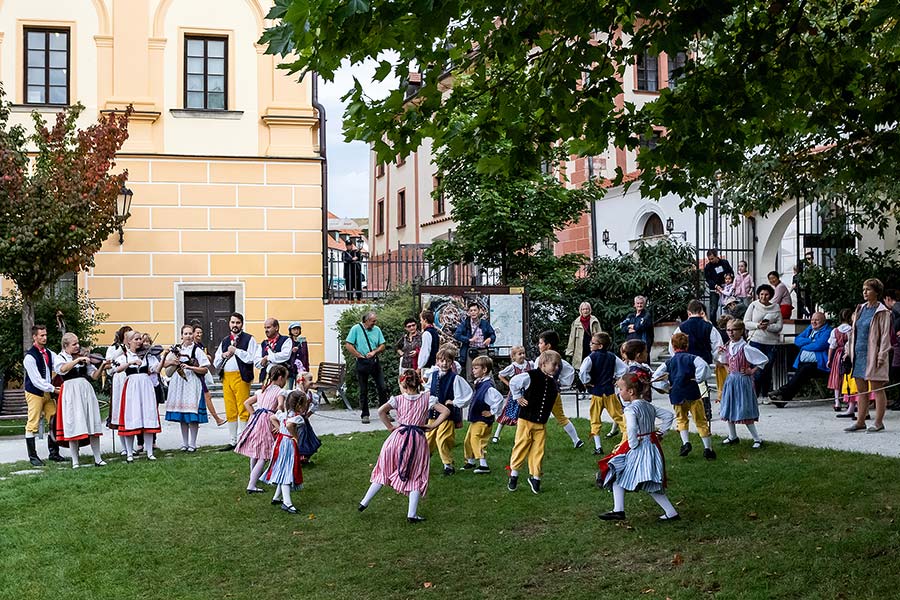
[[674, 399, 711, 437], [427, 418, 456, 465], [509, 419, 546, 478], [589, 394, 626, 436], [25, 391, 56, 434], [222, 371, 251, 422], [463, 421, 491, 460], [551, 393, 570, 427], [715, 364, 728, 401]]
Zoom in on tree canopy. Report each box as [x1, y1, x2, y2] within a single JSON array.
[[262, 0, 900, 232]]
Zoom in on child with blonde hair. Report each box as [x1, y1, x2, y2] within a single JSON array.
[[462, 356, 505, 473], [715, 320, 768, 448], [491, 345, 533, 444], [425, 344, 473, 475]]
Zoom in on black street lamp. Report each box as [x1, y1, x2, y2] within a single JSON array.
[[116, 185, 133, 245], [601, 229, 617, 252]]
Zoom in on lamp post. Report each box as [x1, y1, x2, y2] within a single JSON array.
[[116, 185, 133, 245], [665, 216, 687, 241], [601, 229, 617, 252]]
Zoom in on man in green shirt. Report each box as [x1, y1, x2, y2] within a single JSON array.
[[345, 311, 388, 423]]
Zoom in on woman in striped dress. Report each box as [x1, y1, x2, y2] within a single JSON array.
[[598, 371, 679, 522], [358, 370, 451, 523], [715, 320, 768, 449], [236, 365, 288, 494]]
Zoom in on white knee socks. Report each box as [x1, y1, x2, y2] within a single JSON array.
[[727, 422, 738, 439], [612, 483, 626, 512], [281, 484, 293, 508], [408, 490, 421, 518], [360, 482, 382, 507], [248, 458, 267, 490], [180, 423, 190, 447], [562, 422, 580, 444], [69, 441, 80, 467], [493, 423, 504, 439], [679, 430, 690, 444], [143, 432, 155, 458], [593, 434, 602, 450], [701, 436, 712, 450], [650, 492, 678, 517], [228, 421, 238, 445], [89, 436, 102, 462], [237, 419, 247, 439], [124, 435, 135, 457], [188, 423, 199, 448], [745, 423, 761, 443]]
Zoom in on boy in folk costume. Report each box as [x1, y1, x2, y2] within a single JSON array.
[[507, 350, 563, 494], [213, 312, 259, 450], [653, 333, 717, 460], [417, 309, 441, 373], [425, 344, 473, 475], [461, 356, 506, 474], [22, 324, 65, 466], [579, 332, 628, 455], [538, 330, 585, 449]]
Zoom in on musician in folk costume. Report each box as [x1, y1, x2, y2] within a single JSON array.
[[213, 312, 259, 450], [162, 324, 211, 452], [22, 325, 65, 466], [256, 318, 292, 385]]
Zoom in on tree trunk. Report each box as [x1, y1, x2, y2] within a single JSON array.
[[21, 297, 35, 352]]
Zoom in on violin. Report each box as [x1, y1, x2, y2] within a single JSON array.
[[74, 347, 108, 366]]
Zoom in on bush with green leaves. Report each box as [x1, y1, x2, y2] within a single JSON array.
[[335, 285, 418, 406], [0, 288, 108, 386], [799, 248, 900, 316]]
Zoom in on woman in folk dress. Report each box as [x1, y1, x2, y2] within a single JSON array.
[[114, 330, 162, 462], [105, 325, 132, 433], [163, 324, 211, 452], [55, 333, 110, 469]]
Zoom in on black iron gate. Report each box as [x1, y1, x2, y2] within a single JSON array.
[[694, 198, 757, 304]]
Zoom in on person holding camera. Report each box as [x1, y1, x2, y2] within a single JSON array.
[[453, 303, 496, 381], [744, 284, 784, 400], [345, 311, 388, 424]]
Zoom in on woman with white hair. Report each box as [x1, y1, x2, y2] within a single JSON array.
[[55, 333, 109, 468], [566, 302, 603, 368]]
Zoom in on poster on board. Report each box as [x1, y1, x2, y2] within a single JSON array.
[[420, 291, 525, 356]]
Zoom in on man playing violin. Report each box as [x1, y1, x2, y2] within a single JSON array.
[[23, 324, 64, 466], [213, 312, 259, 450]]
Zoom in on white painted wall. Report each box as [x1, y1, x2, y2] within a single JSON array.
[[324, 303, 357, 363]]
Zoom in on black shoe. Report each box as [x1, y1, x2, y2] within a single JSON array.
[[29, 456, 45, 467], [407, 516, 426, 524], [473, 465, 491, 474], [772, 401, 788, 409], [574, 439, 585, 449], [443, 466, 455, 476], [280, 503, 298, 514], [462, 462, 476, 470], [721, 437, 739, 445], [605, 429, 619, 439], [361, 416, 371, 424], [48, 453, 66, 463], [598, 511, 626, 521], [358, 503, 368, 512], [246, 488, 264, 494], [593, 447, 604, 455], [271, 499, 282, 505], [679, 442, 693, 457], [507, 475, 518, 491], [659, 513, 681, 521], [836, 412, 856, 419], [527, 477, 541, 494], [217, 444, 236, 452], [768, 390, 784, 401], [703, 448, 717, 460], [26, 438, 44, 466]]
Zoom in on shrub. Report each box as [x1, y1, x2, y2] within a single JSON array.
[[800, 248, 900, 316]]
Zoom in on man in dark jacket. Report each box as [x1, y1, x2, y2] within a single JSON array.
[[453, 303, 495, 380], [619, 295, 654, 346], [769, 312, 832, 406], [703, 250, 734, 320]]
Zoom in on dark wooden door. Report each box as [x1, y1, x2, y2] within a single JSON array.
[[184, 292, 235, 348]]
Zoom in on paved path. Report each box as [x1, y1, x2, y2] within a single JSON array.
[[2, 393, 899, 466]]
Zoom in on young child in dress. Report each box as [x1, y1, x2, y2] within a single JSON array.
[[425, 344, 473, 476], [830, 308, 861, 417], [264, 389, 311, 514], [491, 345, 533, 444], [235, 364, 288, 494], [715, 320, 768, 449], [579, 332, 628, 455], [506, 350, 562, 494], [653, 333, 716, 460], [359, 369, 451, 523], [538, 330, 584, 449], [462, 356, 505, 473], [295, 389, 321, 465], [597, 372, 679, 521]]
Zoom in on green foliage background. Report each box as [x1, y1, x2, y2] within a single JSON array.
[[0, 289, 108, 385], [799, 248, 900, 316]]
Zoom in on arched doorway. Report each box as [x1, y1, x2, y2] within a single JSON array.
[[642, 213, 664, 237]]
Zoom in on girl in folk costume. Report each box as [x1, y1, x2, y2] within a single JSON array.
[[491, 345, 533, 444], [162, 324, 212, 452], [113, 330, 163, 462], [359, 369, 451, 523], [295, 390, 321, 465], [236, 365, 288, 493], [105, 325, 132, 433], [714, 320, 768, 448], [598, 372, 679, 521], [461, 356, 506, 473], [538, 330, 585, 449], [191, 325, 226, 426], [830, 308, 861, 417], [424, 344, 474, 476], [55, 333, 110, 468], [265, 390, 312, 514]]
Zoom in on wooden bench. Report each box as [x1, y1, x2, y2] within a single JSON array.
[[0, 388, 27, 421], [309, 362, 349, 410]]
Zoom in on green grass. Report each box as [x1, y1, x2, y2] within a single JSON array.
[[1, 419, 899, 600]]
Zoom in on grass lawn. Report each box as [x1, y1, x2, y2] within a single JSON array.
[[1, 419, 899, 600]]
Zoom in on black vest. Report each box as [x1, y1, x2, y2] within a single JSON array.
[[468, 379, 496, 426], [666, 352, 702, 405], [518, 370, 559, 424], [24, 346, 53, 395], [587, 349, 616, 397], [259, 334, 290, 383], [681, 317, 714, 364], [220, 332, 254, 383], [60, 355, 91, 382], [422, 326, 440, 369]]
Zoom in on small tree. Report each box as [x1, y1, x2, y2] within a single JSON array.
[[800, 248, 900, 316], [0, 90, 130, 349]]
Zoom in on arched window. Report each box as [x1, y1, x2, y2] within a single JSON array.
[[642, 214, 664, 237]]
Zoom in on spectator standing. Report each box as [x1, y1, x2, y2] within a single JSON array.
[[744, 284, 784, 399], [768, 312, 832, 406], [768, 271, 793, 320], [884, 290, 900, 409], [733, 260, 754, 305], [703, 250, 734, 319], [566, 301, 603, 369], [345, 311, 389, 424], [342, 239, 362, 300], [619, 296, 654, 347], [453, 303, 496, 380], [845, 279, 894, 433], [396, 318, 422, 372]]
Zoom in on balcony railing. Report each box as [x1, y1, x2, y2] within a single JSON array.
[[326, 245, 503, 302]]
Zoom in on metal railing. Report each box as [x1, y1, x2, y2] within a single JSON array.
[[326, 245, 503, 302]]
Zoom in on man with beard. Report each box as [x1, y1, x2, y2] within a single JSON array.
[[214, 312, 259, 450]]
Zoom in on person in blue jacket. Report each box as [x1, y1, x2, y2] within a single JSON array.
[[769, 312, 832, 406], [453, 302, 496, 380]]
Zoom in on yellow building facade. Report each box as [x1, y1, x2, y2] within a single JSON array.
[[0, 0, 325, 361]]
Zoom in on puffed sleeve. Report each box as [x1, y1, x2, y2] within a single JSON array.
[[484, 386, 506, 416], [742, 344, 770, 367], [509, 372, 531, 399], [387, 395, 399, 410], [578, 357, 592, 384], [652, 363, 671, 392], [452, 376, 474, 409], [558, 360, 576, 389], [693, 356, 711, 381], [654, 404, 675, 434], [614, 357, 628, 378], [498, 363, 516, 378]]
